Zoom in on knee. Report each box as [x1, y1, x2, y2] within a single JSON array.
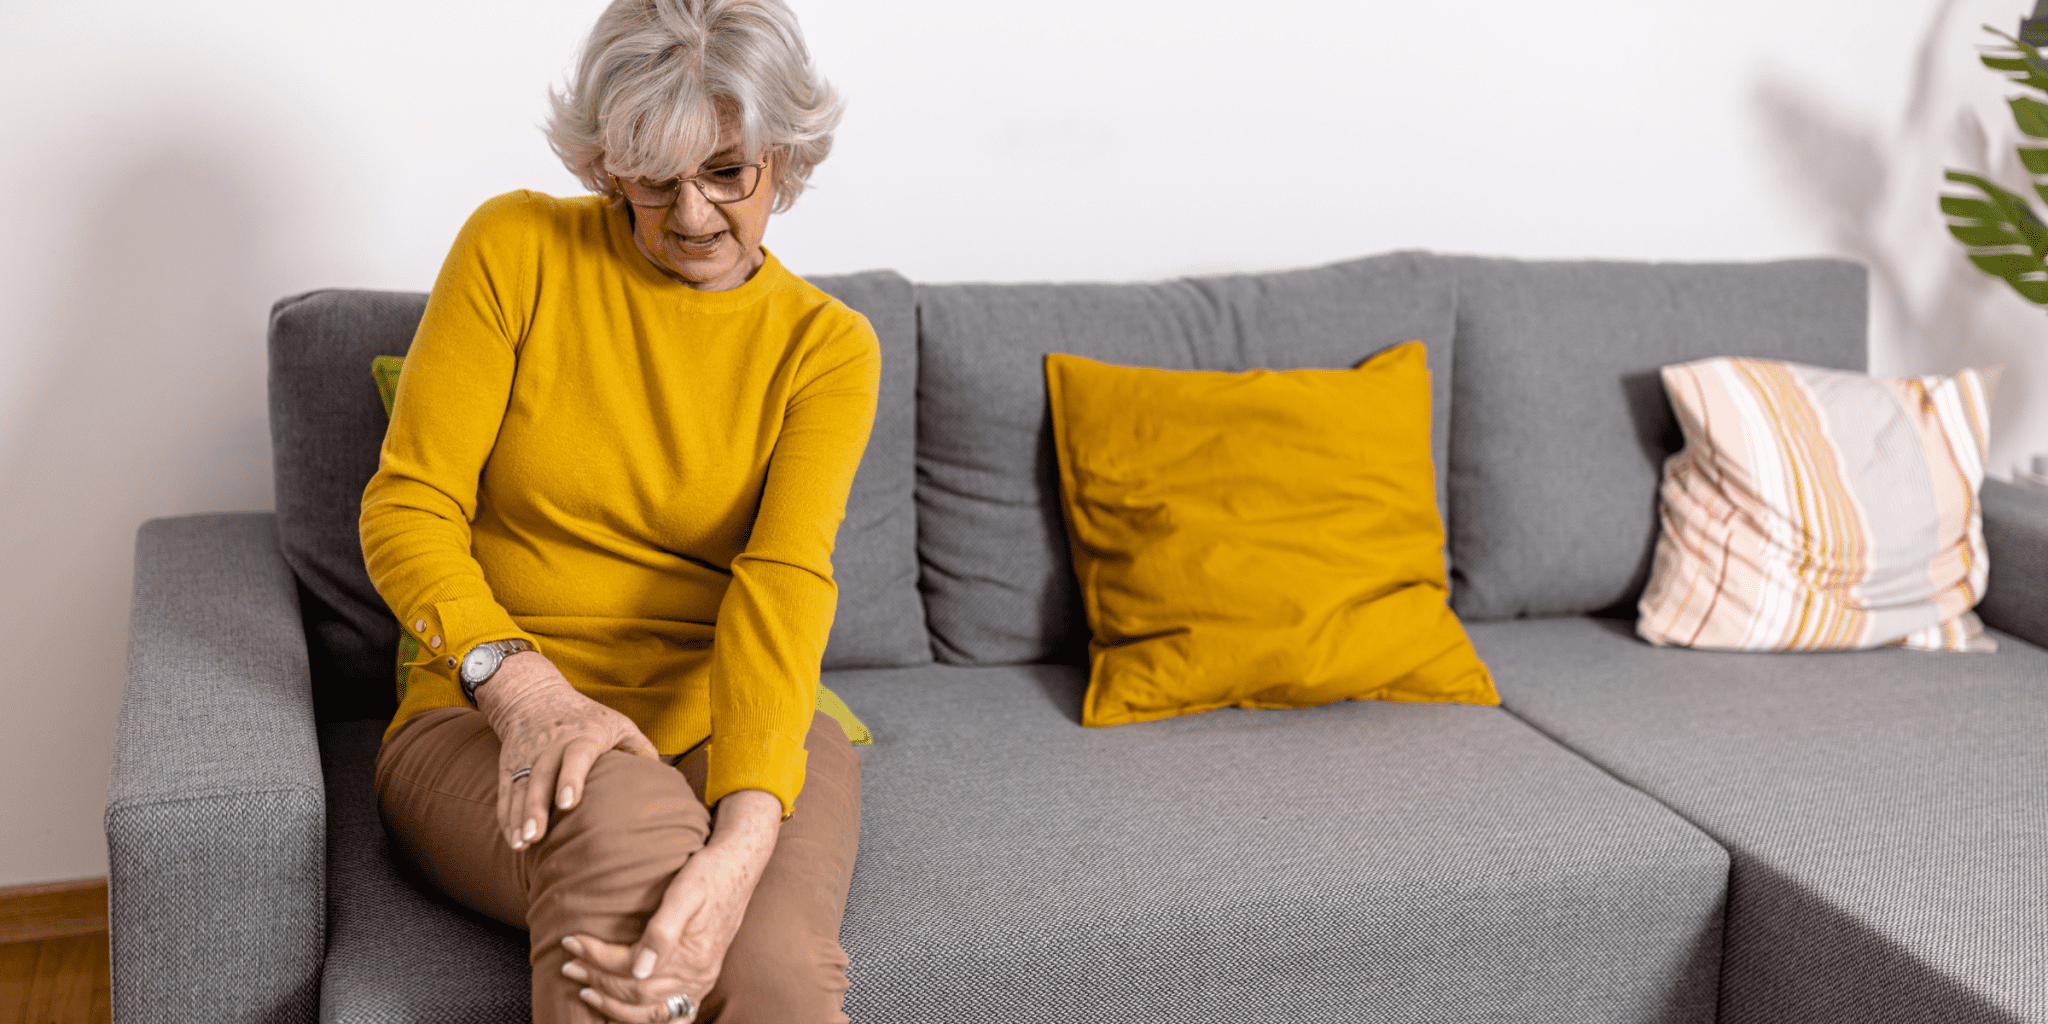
[[529, 750, 708, 937], [708, 931, 851, 1024]]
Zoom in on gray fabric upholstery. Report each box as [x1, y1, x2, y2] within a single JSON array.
[[1442, 255, 1869, 621], [267, 272, 926, 723], [828, 663, 1727, 1023], [108, 513, 325, 1024], [314, 659, 1728, 1024], [319, 719, 529, 1024], [1981, 479, 2048, 650], [268, 289, 427, 721], [1472, 616, 2048, 1024], [914, 252, 1457, 666]]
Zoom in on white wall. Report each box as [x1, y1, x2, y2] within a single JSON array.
[[1, 0, 2041, 887]]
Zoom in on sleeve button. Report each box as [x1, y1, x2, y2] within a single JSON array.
[[429, 636, 442, 649], [445, 657, 458, 669], [413, 619, 427, 632]]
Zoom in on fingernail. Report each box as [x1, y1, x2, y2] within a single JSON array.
[[522, 819, 537, 841], [579, 987, 599, 1004], [632, 949, 656, 980], [561, 936, 585, 956], [561, 961, 588, 981], [558, 786, 574, 808]]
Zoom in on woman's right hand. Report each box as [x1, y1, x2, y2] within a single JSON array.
[[476, 650, 662, 851]]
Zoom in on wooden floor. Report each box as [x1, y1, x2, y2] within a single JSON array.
[[0, 878, 110, 1024], [0, 933, 109, 1024]]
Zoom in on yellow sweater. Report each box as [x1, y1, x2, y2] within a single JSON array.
[[360, 190, 880, 817]]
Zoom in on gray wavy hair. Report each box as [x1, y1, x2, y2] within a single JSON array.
[[545, 0, 844, 213]]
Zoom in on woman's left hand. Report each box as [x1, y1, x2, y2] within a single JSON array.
[[562, 789, 783, 1022]]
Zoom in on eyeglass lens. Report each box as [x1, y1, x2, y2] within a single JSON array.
[[620, 163, 762, 206]]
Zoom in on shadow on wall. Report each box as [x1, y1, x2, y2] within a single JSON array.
[[1746, 0, 2044, 476], [0, 126, 278, 873]]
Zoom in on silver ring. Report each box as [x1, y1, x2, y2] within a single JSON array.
[[664, 993, 694, 1021], [509, 767, 533, 783]]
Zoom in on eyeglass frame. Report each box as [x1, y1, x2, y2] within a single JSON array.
[[608, 157, 771, 209]]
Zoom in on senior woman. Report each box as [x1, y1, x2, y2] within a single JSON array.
[[360, 1, 873, 1022]]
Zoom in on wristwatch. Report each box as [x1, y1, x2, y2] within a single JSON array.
[[458, 638, 537, 705]]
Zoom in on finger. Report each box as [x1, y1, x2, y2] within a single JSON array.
[[575, 982, 693, 1024], [566, 933, 638, 975], [504, 764, 537, 849], [518, 741, 571, 848], [555, 737, 603, 810], [562, 957, 651, 1005], [495, 752, 520, 847]]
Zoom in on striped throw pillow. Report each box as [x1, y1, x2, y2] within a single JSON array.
[[1639, 357, 1995, 653]]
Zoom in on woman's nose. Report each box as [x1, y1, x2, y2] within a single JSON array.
[[666, 185, 726, 236]]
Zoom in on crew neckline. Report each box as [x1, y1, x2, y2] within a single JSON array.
[[605, 196, 784, 312]]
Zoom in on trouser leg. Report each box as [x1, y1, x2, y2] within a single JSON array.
[[375, 705, 861, 1024], [375, 705, 708, 1024], [680, 710, 862, 1024]]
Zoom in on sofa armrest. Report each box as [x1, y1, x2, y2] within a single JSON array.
[[1980, 479, 2048, 649], [106, 513, 325, 1024]]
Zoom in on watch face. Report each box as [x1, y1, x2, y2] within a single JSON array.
[[460, 645, 499, 685]]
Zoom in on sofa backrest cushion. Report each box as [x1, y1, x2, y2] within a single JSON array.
[[1440, 255, 1868, 621], [269, 271, 925, 721], [914, 251, 1457, 667]]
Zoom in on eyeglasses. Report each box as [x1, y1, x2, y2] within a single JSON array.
[[609, 158, 769, 208]]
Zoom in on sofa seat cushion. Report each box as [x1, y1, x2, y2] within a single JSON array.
[[1470, 616, 2048, 1024], [829, 663, 1727, 1023], [320, 718, 530, 1024], [319, 663, 1731, 1024]]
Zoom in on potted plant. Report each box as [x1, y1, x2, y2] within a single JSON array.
[[1941, 6, 2048, 489]]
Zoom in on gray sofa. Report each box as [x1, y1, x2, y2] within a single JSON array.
[[107, 250, 2048, 1024]]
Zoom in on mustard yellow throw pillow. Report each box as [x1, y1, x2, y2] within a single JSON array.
[[371, 355, 872, 745], [1045, 343, 1497, 728]]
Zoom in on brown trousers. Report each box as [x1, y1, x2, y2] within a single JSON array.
[[375, 705, 862, 1024]]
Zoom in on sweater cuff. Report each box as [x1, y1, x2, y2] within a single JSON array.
[[703, 729, 810, 819], [397, 595, 540, 683]]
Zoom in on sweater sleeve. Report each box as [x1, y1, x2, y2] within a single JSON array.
[[702, 312, 882, 817], [360, 192, 544, 688]]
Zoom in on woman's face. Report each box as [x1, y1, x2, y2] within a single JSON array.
[[620, 119, 778, 292]]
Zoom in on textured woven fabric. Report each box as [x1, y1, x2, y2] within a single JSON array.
[[1640, 359, 1994, 652], [268, 272, 925, 724], [1442, 255, 1868, 621], [317, 659, 1728, 1024], [1472, 616, 2048, 1024], [319, 718, 531, 1024], [827, 662, 1727, 1023], [110, 512, 326, 1024], [1980, 479, 2048, 649], [915, 252, 1458, 666]]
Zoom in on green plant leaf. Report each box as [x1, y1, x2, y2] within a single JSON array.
[[1967, 252, 2045, 277], [1947, 224, 2026, 247], [1942, 194, 1998, 218], [2010, 96, 2048, 138], [1941, 167, 2048, 306], [1983, 55, 2032, 71], [1983, 24, 2038, 57], [2022, 148, 2048, 174]]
